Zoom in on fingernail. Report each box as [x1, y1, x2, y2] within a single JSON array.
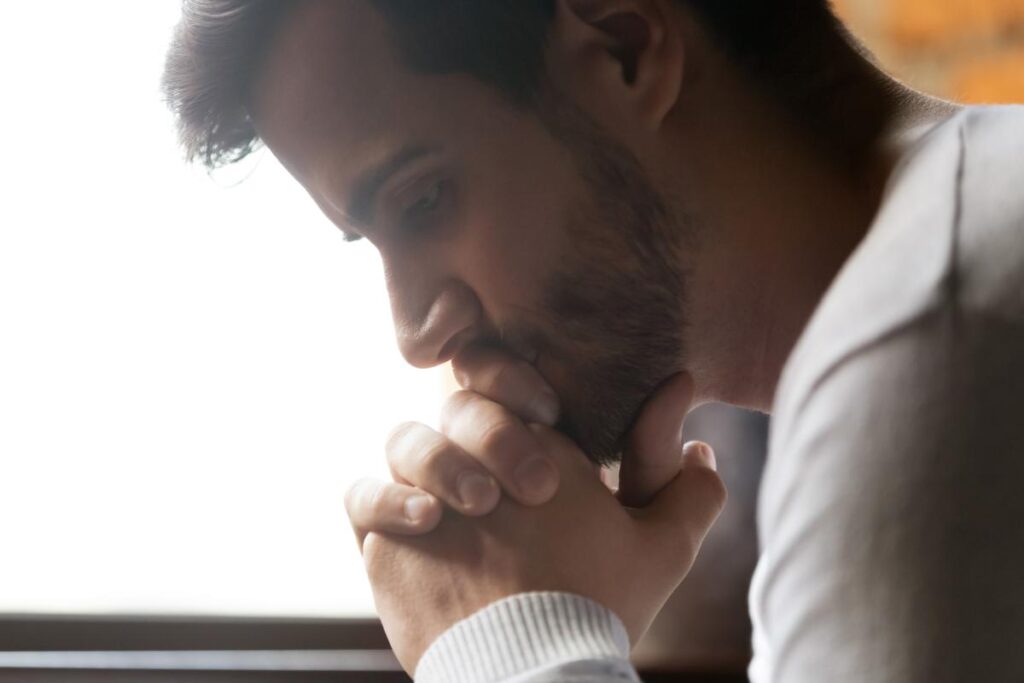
[[529, 390, 560, 426], [514, 456, 558, 503], [404, 495, 434, 523], [685, 442, 717, 472], [456, 471, 499, 512]]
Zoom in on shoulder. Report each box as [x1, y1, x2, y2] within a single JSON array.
[[773, 105, 1024, 436], [752, 303, 1024, 683], [762, 103, 1024, 544], [957, 106, 1024, 321], [751, 107, 1024, 682]]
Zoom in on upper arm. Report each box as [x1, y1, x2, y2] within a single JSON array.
[[754, 308, 1024, 682]]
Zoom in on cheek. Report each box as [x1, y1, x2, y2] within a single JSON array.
[[448, 101, 586, 325], [456, 180, 581, 326], [456, 219, 565, 333]]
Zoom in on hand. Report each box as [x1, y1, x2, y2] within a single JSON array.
[[345, 344, 701, 540], [344, 344, 564, 541], [359, 422, 726, 674]]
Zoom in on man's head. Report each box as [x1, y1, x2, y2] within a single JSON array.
[[164, 0, 836, 167], [163, 0, 845, 463]]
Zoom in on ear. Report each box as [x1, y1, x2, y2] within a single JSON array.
[[546, 0, 684, 131]]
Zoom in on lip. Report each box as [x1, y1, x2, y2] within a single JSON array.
[[498, 331, 541, 367]]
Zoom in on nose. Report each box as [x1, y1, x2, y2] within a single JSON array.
[[392, 280, 483, 369]]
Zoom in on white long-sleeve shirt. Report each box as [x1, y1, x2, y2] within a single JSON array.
[[415, 105, 1024, 683]]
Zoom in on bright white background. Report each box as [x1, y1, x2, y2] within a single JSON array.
[[0, 3, 446, 617]]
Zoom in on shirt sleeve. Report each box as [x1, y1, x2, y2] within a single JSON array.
[[414, 592, 642, 683], [750, 308, 1024, 682]]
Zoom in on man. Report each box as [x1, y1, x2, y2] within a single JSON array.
[[163, 1, 1024, 681]]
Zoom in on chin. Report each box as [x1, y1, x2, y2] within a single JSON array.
[[552, 345, 690, 465], [550, 375, 657, 467]]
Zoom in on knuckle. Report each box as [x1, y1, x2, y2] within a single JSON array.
[[385, 422, 418, 454], [416, 438, 455, 474], [449, 353, 473, 386], [689, 467, 728, 517], [477, 418, 523, 459], [365, 482, 390, 518], [440, 390, 476, 429], [363, 532, 406, 580], [695, 464, 727, 497], [490, 361, 527, 399], [709, 472, 728, 509], [361, 532, 385, 568], [344, 478, 372, 513]]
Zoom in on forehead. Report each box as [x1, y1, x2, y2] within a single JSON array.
[[251, 1, 399, 178], [251, 0, 469, 218]]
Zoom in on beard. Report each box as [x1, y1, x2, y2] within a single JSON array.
[[498, 98, 691, 466]]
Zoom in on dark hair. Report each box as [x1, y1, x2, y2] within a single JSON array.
[[163, 0, 834, 168]]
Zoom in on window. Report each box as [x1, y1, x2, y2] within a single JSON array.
[[0, 1, 448, 624]]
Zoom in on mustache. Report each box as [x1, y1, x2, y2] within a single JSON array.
[[471, 313, 548, 367]]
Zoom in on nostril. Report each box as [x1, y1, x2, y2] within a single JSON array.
[[393, 280, 483, 368]]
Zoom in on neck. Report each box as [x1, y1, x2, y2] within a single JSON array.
[[668, 22, 961, 411]]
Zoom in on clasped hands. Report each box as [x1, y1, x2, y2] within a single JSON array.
[[344, 345, 727, 674]]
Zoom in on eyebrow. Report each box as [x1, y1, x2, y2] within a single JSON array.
[[344, 144, 439, 231]]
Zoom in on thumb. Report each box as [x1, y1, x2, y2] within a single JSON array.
[[634, 441, 727, 571], [617, 372, 696, 507]]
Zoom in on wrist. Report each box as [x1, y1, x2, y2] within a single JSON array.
[[415, 591, 630, 683]]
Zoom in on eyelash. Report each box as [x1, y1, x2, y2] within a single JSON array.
[[397, 178, 448, 233], [339, 177, 450, 244]]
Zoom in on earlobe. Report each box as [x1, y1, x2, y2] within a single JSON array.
[[550, 0, 684, 130]]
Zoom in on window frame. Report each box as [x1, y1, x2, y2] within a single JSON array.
[[0, 613, 750, 681]]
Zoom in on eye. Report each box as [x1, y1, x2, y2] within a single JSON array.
[[408, 180, 442, 214], [398, 178, 449, 233]]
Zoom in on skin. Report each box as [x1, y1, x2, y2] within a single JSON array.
[[249, 0, 962, 673]]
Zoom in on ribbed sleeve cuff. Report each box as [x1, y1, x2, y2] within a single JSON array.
[[414, 591, 631, 683]]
